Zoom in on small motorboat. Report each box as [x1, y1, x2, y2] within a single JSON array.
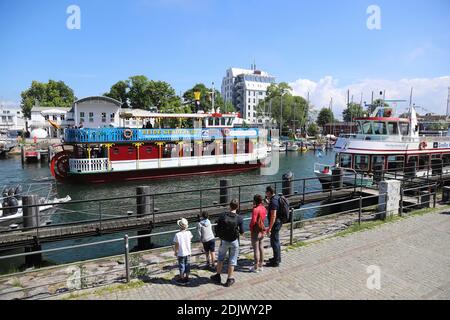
[[286, 142, 298, 152], [0, 184, 71, 229]]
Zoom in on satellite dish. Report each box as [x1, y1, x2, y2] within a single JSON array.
[[30, 128, 48, 139]]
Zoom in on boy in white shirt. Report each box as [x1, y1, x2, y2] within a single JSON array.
[[173, 218, 193, 284]]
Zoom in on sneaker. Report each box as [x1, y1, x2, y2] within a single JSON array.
[[266, 260, 280, 267], [210, 273, 222, 284], [249, 266, 259, 273], [183, 277, 190, 284], [224, 278, 235, 287]]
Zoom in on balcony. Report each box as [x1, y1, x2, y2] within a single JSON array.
[[69, 158, 109, 173]]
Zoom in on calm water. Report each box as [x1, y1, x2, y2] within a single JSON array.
[[0, 150, 335, 270]]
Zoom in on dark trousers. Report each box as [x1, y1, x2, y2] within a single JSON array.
[[270, 220, 282, 263]]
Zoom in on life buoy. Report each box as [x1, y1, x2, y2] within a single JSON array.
[[223, 129, 230, 136], [419, 141, 427, 150], [123, 129, 133, 140]]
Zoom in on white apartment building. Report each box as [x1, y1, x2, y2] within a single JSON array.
[[221, 66, 275, 123], [0, 106, 25, 132]]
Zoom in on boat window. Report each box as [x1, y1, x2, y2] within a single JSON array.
[[387, 155, 404, 172], [387, 122, 399, 135], [146, 147, 153, 153], [373, 122, 387, 135], [419, 155, 430, 170], [399, 123, 409, 136], [443, 154, 450, 166], [354, 155, 369, 171], [372, 155, 385, 170], [407, 156, 418, 171], [361, 121, 373, 134], [128, 147, 134, 155], [431, 154, 441, 159], [113, 147, 120, 155], [339, 154, 352, 168]]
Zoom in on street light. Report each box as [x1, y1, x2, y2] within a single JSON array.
[[279, 89, 287, 137]]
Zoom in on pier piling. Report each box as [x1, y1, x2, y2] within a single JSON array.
[[136, 186, 152, 250], [219, 179, 232, 205], [282, 172, 294, 196], [332, 168, 343, 190], [22, 195, 42, 267]]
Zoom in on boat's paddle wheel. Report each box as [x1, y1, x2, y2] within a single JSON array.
[[50, 151, 71, 181]]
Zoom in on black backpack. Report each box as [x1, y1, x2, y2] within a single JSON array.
[[278, 196, 292, 223], [216, 213, 239, 242]]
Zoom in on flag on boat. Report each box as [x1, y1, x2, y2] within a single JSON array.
[[410, 106, 419, 137]]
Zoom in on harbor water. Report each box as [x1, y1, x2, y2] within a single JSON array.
[[0, 150, 335, 270]]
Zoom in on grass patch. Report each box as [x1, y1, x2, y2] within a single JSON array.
[[11, 278, 23, 288], [62, 280, 145, 300]]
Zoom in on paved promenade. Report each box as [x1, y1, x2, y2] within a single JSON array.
[[59, 211, 450, 300]]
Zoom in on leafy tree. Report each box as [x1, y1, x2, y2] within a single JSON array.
[[307, 122, 319, 136], [256, 83, 310, 136], [182, 83, 226, 113], [20, 80, 76, 118], [104, 75, 179, 111], [342, 103, 365, 122], [317, 108, 334, 128], [104, 80, 129, 107]]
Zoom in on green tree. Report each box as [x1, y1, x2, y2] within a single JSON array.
[[317, 108, 334, 128], [256, 83, 310, 136], [182, 83, 225, 113], [104, 80, 129, 107], [307, 122, 319, 136], [20, 80, 76, 118], [342, 102, 365, 122], [104, 75, 179, 111]]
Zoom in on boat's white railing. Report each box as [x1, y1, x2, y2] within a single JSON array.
[[69, 158, 109, 173]]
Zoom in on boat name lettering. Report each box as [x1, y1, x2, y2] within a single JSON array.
[[434, 142, 450, 148]]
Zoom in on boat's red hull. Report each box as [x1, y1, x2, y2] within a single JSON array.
[[58, 163, 261, 184]]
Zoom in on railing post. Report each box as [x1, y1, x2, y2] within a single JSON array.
[[152, 195, 155, 223], [290, 209, 294, 245], [200, 189, 203, 212], [238, 186, 241, 207], [433, 184, 437, 208], [358, 195, 362, 225], [124, 234, 130, 283], [399, 188, 403, 217], [98, 201, 102, 232], [302, 179, 306, 204]]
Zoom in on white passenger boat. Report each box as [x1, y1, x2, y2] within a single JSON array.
[[314, 105, 450, 187]]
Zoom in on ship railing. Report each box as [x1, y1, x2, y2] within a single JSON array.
[[69, 158, 109, 173]]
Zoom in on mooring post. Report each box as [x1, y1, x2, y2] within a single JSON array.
[[21, 145, 25, 166], [282, 171, 294, 196], [358, 195, 362, 225], [136, 186, 152, 250], [219, 179, 232, 206], [332, 167, 343, 190], [22, 195, 42, 267], [124, 234, 130, 283]]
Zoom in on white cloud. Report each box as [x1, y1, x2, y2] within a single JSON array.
[[289, 76, 450, 120]]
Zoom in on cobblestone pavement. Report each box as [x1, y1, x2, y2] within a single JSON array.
[[57, 211, 450, 300]]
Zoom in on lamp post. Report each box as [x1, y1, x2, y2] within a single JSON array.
[[279, 89, 287, 137]]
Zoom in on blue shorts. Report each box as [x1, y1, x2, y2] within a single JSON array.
[[202, 239, 215, 253], [178, 255, 191, 275], [217, 239, 239, 266]]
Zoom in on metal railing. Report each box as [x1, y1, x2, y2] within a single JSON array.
[[0, 191, 388, 299]]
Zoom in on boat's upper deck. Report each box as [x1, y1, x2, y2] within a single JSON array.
[[63, 127, 264, 144]]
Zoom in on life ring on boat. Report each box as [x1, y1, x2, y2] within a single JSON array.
[[419, 141, 427, 150], [123, 129, 133, 140], [223, 129, 231, 136]]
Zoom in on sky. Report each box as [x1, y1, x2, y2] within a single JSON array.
[[1, 0, 450, 118]]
